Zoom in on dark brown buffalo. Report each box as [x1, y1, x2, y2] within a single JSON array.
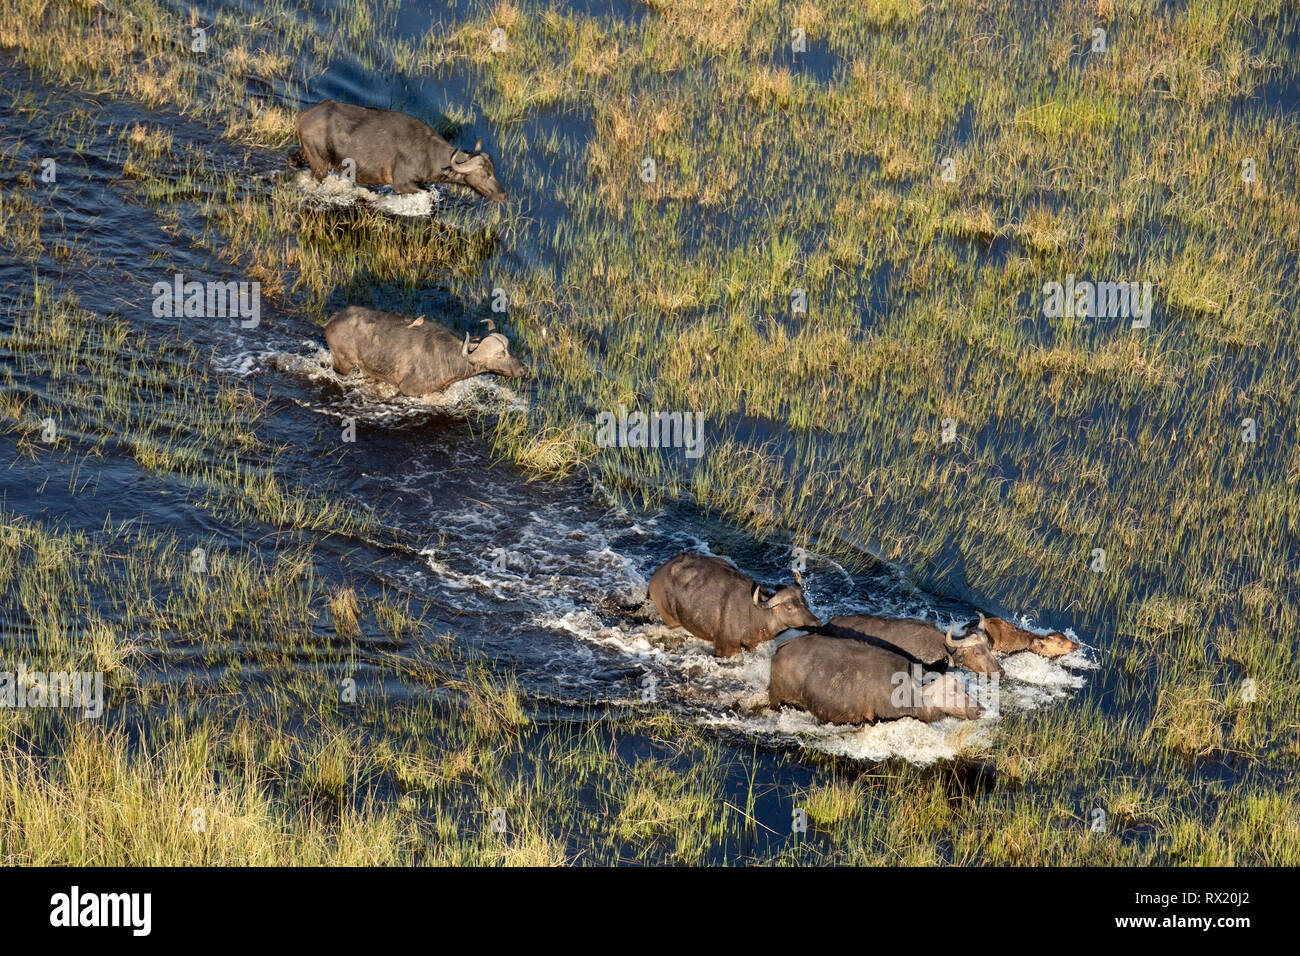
[[821, 614, 1003, 677], [648, 553, 820, 658], [324, 306, 525, 396], [290, 100, 507, 200], [971, 613, 1078, 658], [769, 634, 984, 725]]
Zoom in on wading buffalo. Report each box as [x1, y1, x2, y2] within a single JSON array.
[[648, 553, 820, 658], [769, 634, 984, 725], [290, 100, 507, 200], [821, 614, 1002, 677], [969, 613, 1078, 658], [324, 306, 526, 396]]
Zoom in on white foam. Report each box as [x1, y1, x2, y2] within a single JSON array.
[[289, 169, 441, 217], [210, 333, 281, 376], [541, 609, 662, 657], [704, 705, 997, 765]]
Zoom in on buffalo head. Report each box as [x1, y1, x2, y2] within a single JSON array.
[[462, 330, 526, 378], [750, 569, 820, 634], [976, 613, 1079, 658], [944, 623, 1003, 677], [1029, 631, 1079, 657], [447, 139, 507, 201]]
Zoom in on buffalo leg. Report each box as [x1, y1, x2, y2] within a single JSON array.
[[326, 332, 357, 375], [300, 146, 330, 183], [396, 373, 425, 397]]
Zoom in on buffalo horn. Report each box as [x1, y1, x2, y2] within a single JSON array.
[[945, 624, 987, 649]]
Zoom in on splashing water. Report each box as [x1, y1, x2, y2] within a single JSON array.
[[290, 168, 442, 217]]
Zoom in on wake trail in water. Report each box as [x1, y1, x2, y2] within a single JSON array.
[[396, 469, 1098, 765]]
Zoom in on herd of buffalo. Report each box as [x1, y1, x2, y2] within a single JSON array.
[[288, 100, 1079, 727], [649, 553, 1078, 724]]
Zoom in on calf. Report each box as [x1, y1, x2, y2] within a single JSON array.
[[971, 613, 1078, 658]]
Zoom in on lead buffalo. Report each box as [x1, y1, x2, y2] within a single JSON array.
[[648, 553, 820, 658], [324, 306, 526, 395], [769, 634, 984, 725], [290, 100, 507, 200], [820, 614, 1002, 677], [969, 613, 1078, 658]]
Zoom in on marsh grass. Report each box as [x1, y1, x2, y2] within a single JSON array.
[[3, 0, 1300, 865], [800, 778, 865, 829], [328, 587, 362, 636], [0, 722, 415, 866], [0, 280, 378, 538]]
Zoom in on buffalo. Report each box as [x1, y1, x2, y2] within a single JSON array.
[[820, 614, 1002, 677], [648, 553, 820, 658], [969, 613, 1078, 658], [290, 100, 507, 200], [324, 306, 526, 396], [769, 633, 984, 725]]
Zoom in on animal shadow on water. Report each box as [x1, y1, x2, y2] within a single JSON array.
[[295, 202, 499, 266], [801, 749, 1000, 799]]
